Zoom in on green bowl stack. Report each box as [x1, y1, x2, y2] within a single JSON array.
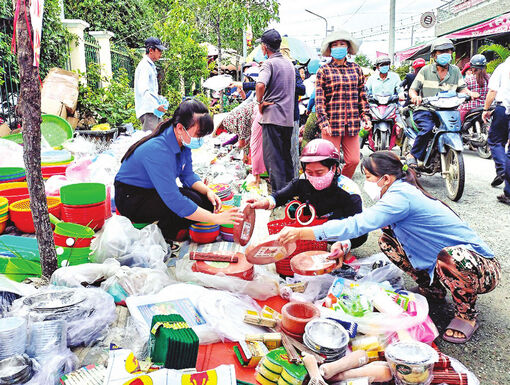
[[150, 314, 199, 370]]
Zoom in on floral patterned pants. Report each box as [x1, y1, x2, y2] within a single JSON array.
[[379, 230, 501, 320]]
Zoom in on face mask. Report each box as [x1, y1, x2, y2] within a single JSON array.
[[379, 65, 390, 74], [363, 177, 384, 201], [331, 46, 348, 60], [306, 169, 335, 191], [436, 53, 452, 66], [182, 127, 204, 150]]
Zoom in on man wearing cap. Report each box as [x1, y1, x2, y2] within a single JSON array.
[[315, 30, 371, 179], [407, 37, 478, 166], [134, 37, 168, 132], [366, 56, 401, 97], [256, 29, 296, 191]]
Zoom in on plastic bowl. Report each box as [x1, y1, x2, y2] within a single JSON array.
[[281, 302, 320, 335], [9, 197, 61, 233], [54, 221, 95, 238], [0, 196, 9, 208], [60, 183, 106, 205], [189, 228, 219, 244], [0, 186, 30, 205], [41, 114, 73, 147], [53, 233, 93, 248], [385, 341, 439, 385], [0, 221, 5, 234], [0, 167, 25, 178]]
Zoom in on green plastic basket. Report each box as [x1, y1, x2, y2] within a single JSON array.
[[41, 114, 73, 147], [60, 182, 106, 205], [2, 132, 23, 144]]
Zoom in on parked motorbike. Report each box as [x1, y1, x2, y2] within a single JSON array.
[[461, 106, 493, 159], [400, 91, 470, 201], [361, 94, 401, 151]]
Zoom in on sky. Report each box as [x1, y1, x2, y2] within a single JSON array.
[[271, 0, 447, 60]]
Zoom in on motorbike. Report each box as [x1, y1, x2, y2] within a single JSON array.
[[361, 94, 401, 151], [461, 106, 493, 159], [400, 91, 470, 202]]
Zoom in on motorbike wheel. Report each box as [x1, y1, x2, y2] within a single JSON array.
[[444, 148, 465, 202], [400, 136, 411, 158], [377, 131, 389, 151], [476, 121, 492, 159]]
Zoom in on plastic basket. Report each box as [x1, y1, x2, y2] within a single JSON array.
[[267, 201, 328, 276], [9, 197, 61, 233], [41, 114, 74, 147], [75, 126, 118, 144], [60, 183, 106, 205]]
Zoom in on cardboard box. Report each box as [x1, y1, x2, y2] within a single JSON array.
[[66, 116, 79, 129], [41, 68, 79, 114], [41, 98, 67, 119], [0, 123, 10, 137]]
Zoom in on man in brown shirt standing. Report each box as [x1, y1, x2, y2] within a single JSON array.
[[256, 29, 296, 191], [315, 30, 371, 178]]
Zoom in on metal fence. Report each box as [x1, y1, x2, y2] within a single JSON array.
[[111, 45, 135, 86], [84, 33, 100, 88], [0, 17, 19, 129], [436, 0, 493, 23]]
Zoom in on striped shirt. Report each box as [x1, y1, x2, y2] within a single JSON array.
[[315, 61, 369, 136], [410, 63, 466, 98]]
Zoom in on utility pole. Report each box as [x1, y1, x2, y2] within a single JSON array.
[[389, 0, 396, 59], [410, 24, 415, 46], [305, 9, 328, 38]]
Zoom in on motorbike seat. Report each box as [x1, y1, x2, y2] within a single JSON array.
[[466, 107, 484, 115]]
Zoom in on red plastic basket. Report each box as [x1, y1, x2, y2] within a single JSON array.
[[61, 201, 106, 230], [9, 197, 61, 233], [267, 201, 328, 276], [1, 187, 30, 205], [53, 232, 93, 248]]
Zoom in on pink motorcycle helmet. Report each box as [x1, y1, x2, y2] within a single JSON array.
[[300, 139, 340, 163]]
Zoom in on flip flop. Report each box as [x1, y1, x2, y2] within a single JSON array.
[[405, 154, 418, 168], [442, 318, 479, 344]]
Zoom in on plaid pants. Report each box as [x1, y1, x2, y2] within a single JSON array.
[[379, 230, 501, 320]]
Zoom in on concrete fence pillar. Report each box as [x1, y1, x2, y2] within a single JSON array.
[[62, 19, 89, 74], [89, 31, 115, 82]]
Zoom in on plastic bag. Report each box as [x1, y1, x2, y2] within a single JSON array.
[[50, 259, 121, 288], [174, 252, 281, 300], [44, 175, 73, 196], [320, 280, 431, 335], [343, 253, 404, 289], [0, 276, 37, 316], [197, 289, 266, 342], [9, 287, 116, 347], [281, 273, 336, 303], [0, 138, 24, 167], [91, 215, 168, 271], [26, 348, 78, 385]]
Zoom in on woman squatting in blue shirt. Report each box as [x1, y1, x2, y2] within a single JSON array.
[[115, 99, 243, 241], [278, 150, 500, 344]]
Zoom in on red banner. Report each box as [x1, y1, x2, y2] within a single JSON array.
[[447, 11, 510, 39]]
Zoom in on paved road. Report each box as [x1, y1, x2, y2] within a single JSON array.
[[354, 148, 510, 384]]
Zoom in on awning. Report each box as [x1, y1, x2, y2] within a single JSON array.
[[395, 43, 431, 61], [446, 11, 510, 39]]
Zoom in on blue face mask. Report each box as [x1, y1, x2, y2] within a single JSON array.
[[436, 53, 452, 66], [379, 65, 390, 74], [331, 46, 348, 60], [182, 127, 204, 150]]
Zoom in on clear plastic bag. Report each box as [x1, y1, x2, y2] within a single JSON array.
[[9, 287, 116, 347], [26, 348, 78, 385], [50, 259, 121, 288], [282, 274, 336, 303], [344, 253, 404, 289], [91, 215, 168, 271], [174, 253, 281, 300]]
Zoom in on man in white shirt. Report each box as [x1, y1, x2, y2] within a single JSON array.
[[134, 37, 167, 132], [482, 57, 510, 204]]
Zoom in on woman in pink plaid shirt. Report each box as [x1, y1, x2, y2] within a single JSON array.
[[459, 55, 490, 122]]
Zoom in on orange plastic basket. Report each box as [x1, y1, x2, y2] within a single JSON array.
[[267, 201, 328, 276]]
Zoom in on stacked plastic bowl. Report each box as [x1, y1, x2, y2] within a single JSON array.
[[53, 221, 95, 267], [41, 150, 73, 179], [189, 223, 220, 244], [60, 183, 107, 230], [26, 320, 67, 359], [303, 318, 350, 362], [0, 317, 27, 360], [0, 182, 29, 205], [0, 197, 8, 234], [0, 167, 26, 183]]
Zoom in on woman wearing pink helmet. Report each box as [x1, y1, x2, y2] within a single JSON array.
[[248, 139, 367, 250]]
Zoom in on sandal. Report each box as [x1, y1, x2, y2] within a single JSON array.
[[442, 317, 479, 344], [405, 154, 418, 168]]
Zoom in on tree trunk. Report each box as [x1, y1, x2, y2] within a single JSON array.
[[16, 0, 58, 278], [216, 18, 224, 112]]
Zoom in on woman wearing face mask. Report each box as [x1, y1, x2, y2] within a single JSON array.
[[278, 150, 500, 344], [315, 30, 371, 179], [115, 99, 243, 241], [247, 139, 367, 251]]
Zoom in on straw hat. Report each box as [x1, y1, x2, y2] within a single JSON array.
[[321, 30, 361, 56]]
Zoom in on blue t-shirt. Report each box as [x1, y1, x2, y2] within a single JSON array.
[[115, 127, 201, 218]]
